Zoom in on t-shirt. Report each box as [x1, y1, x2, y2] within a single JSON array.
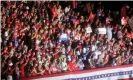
[[77, 60, 84, 70], [5, 31, 8, 37], [121, 17, 128, 25], [73, 20, 79, 25], [89, 12, 95, 23], [91, 45, 96, 51], [117, 31, 123, 39], [106, 17, 111, 25], [106, 27, 112, 40], [83, 47, 87, 54], [52, 66, 58, 73], [52, 8, 58, 18], [67, 55, 71, 61], [93, 50, 102, 60], [126, 33, 132, 39], [128, 18, 133, 29], [54, 53, 59, 59], [3, 50, 9, 55], [20, 64, 25, 77], [68, 62, 75, 71], [72, 0, 77, 9], [61, 62, 68, 71], [121, 7, 126, 17], [65, 7, 70, 13]]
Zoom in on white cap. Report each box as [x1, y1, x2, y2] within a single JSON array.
[[26, 6, 29, 10]]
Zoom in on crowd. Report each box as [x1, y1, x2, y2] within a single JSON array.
[[1, 1, 133, 80]]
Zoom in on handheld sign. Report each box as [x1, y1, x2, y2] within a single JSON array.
[[86, 27, 92, 33], [98, 28, 106, 34]]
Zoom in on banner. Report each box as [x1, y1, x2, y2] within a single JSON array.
[[22, 64, 133, 80], [86, 27, 92, 33], [98, 28, 106, 34]]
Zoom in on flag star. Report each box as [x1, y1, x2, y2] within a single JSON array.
[[106, 74, 108, 77], [123, 72, 126, 75], [115, 73, 117, 75], [101, 75, 103, 78], [97, 75, 99, 78], [111, 73, 113, 76], [94, 76, 97, 79], [85, 77, 87, 80], [113, 73, 115, 76], [99, 75, 101, 78], [107, 74, 110, 77], [124, 72, 127, 75], [128, 71, 131, 74], [120, 72, 123, 75], [116, 72, 119, 75], [91, 76, 94, 79], [95, 76, 97, 79], [100, 75, 102, 78], [92, 77, 94, 79], [126, 71, 129, 74], [100, 75, 103, 78], [86, 78, 88, 80]]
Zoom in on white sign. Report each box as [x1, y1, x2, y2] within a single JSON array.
[[98, 28, 106, 34], [86, 27, 92, 33]]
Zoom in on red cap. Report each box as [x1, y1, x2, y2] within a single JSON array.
[[126, 33, 132, 39], [7, 18, 10, 23], [72, 57, 76, 61]]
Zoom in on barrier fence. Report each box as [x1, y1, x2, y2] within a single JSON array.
[[21, 64, 133, 80]]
